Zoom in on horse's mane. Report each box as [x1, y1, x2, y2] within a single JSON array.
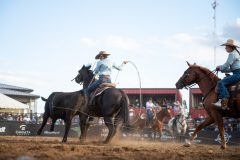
[[85, 66, 94, 76], [191, 64, 220, 82]]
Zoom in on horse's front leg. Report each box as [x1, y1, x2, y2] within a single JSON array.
[[185, 117, 214, 147], [62, 115, 73, 143], [79, 114, 89, 144]]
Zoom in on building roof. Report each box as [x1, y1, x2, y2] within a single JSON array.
[[0, 93, 28, 109], [0, 83, 33, 93], [0, 88, 39, 98], [0, 83, 40, 98], [121, 88, 180, 94]]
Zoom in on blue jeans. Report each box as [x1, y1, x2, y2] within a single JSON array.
[[217, 70, 240, 99], [147, 109, 153, 122], [86, 76, 111, 96]]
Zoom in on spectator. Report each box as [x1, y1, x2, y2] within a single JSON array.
[[173, 101, 182, 116], [134, 99, 140, 108], [146, 97, 156, 126], [6, 114, 13, 121]]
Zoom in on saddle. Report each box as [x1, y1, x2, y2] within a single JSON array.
[[215, 81, 240, 95], [213, 81, 240, 113], [229, 81, 240, 94], [95, 83, 116, 96], [89, 83, 116, 105]]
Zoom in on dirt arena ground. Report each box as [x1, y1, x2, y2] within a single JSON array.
[[0, 136, 239, 160]]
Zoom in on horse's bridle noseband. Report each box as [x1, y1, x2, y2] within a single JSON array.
[[180, 69, 218, 102]]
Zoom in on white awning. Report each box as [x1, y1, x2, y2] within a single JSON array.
[[0, 93, 28, 109]]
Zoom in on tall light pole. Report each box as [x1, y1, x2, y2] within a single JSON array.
[[212, 0, 218, 67]]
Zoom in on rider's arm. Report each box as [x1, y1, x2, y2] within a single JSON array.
[[93, 62, 103, 75], [112, 62, 123, 71], [112, 61, 128, 71], [219, 53, 237, 73]]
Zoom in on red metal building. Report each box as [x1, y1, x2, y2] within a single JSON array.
[[121, 88, 182, 108], [189, 88, 207, 119]]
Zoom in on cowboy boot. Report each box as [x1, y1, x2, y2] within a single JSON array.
[[221, 98, 229, 110], [213, 99, 222, 107]]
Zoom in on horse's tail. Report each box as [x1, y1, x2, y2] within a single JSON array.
[[119, 90, 129, 126], [41, 97, 48, 102]]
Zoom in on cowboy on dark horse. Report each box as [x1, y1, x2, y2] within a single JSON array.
[[213, 39, 240, 110], [84, 51, 128, 105], [146, 97, 156, 126]]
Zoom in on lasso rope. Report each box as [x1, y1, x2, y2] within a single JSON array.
[[113, 61, 144, 125], [128, 61, 143, 108], [114, 61, 142, 108]]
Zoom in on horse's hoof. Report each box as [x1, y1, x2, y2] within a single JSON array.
[[80, 141, 85, 145], [220, 145, 226, 150], [103, 141, 109, 144], [183, 143, 190, 147], [184, 139, 191, 147], [79, 139, 85, 144]]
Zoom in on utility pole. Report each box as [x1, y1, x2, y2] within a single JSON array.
[[212, 0, 218, 67]]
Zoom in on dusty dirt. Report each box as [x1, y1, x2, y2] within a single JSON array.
[[0, 136, 239, 160]]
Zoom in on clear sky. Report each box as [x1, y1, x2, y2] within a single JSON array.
[[0, 0, 239, 113]]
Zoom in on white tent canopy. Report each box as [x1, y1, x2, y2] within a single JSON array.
[[0, 93, 28, 109]]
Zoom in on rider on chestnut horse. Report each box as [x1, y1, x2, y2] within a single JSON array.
[[213, 39, 240, 110]]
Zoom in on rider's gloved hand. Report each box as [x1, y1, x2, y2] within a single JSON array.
[[123, 61, 129, 64], [216, 66, 220, 71]]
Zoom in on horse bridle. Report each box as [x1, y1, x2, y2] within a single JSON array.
[[181, 69, 219, 104], [182, 69, 217, 89]]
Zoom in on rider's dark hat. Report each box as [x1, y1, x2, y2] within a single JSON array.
[[95, 51, 111, 59]]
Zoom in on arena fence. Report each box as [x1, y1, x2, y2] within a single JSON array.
[[0, 121, 239, 145]]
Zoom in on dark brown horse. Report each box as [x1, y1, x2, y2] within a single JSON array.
[[74, 65, 129, 144], [129, 107, 172, 139], [176, 62, 240, 149], [37, 91, 86, 143]]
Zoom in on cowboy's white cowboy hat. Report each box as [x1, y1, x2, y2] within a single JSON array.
[[95, 51, 111, 59], [221, 39, 239, 48], [174, 101, 181, 106]]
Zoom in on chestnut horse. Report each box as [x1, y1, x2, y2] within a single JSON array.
[[129, 107, 172, 139], [152, 108, 172, 139], [176, 62, 240, 149]]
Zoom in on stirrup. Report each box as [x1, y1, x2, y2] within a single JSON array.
[[221, 105, 228, 110], [221, 99, 229, 110], [213, 99, 221, 107]]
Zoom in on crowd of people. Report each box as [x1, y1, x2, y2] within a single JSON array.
[[0, 112, 79, 125], [0, 112, 39, 124]]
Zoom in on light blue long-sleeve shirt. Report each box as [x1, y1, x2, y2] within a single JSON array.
[[94, 59, 123, 76], [219, 50, 240, 73]]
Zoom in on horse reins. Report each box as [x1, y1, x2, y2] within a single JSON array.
[[184, 69, 218, 101], [185, 69, 217, 89]]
